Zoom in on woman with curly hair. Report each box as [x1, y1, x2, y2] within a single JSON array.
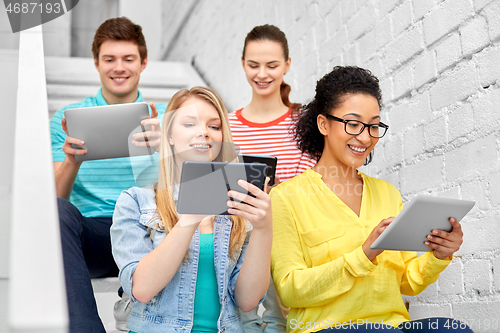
[[269, 66, 471, 332]]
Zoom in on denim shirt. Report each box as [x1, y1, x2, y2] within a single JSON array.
[[111, 185, 255, 333]]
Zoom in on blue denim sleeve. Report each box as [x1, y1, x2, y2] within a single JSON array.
[[227, 231, 266, 307], [110, 189, 153, 302]]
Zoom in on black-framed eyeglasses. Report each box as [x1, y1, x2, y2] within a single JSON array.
[[325, 114, 389, 138]]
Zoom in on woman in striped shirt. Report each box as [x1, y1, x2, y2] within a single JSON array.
[[229, 24, 315, 333], [229, 24, 315, 184]]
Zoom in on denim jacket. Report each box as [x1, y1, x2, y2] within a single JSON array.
[[111, 185, 255, 333]]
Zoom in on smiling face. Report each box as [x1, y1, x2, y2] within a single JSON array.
[[94, 40, 147, 104], [317, 93, 381, 169], [168, 97, 223, 168], [242, 40, 290, 98]]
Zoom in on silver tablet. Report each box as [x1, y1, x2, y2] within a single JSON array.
[[64, 102, 155, 162], [177, 161, 267, 215], [370, 195, 475, 252]]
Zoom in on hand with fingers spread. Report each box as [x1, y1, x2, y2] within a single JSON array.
[[227, 177, 272, 230], [362, 217, 395, 262], [61, 118, 87, 165], [425, 217, 463, 260], [132, 102, 161, 149]]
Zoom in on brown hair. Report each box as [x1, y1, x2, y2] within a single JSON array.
[[92, 17, 147, 63], [242, 24, 301, 111], [154, 87, 247, 260]]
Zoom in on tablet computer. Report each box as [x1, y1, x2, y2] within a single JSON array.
[[370, 195, 475, 252], [176, 161, 268, 215], [64, 102, 155, 162], [240, 155, 278, 186]]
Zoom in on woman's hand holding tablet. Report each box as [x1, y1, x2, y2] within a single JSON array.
[[227, 177, 272, 230], [369, 195, 474, 253], [425, 217, 464, 259]]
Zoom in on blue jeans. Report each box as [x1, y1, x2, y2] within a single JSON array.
[[317, 318, 473, 332], [58, 198, 118, 333]]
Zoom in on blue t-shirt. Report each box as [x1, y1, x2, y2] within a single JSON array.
[[50, 88, 166, 217]]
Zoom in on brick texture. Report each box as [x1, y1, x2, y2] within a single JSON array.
[[409, 303, 452, 320], [429, 61, 479, 110], [464, 260, 491, 294], [422, 0, 474, 46], [460, 15, 490, 56], [439, 261, 464, 295], [413, 0, 435, 20], [162, 0, 500, 327], [494, 255, 500, 292], [453, 301, 500, 332], [483, 0, 500, 41], [413, 51, 436, 88], [477, 46, 500, 87], [448, 103, 473, 142], [434, 33, 462, 73], [445, 134, 498, 182]]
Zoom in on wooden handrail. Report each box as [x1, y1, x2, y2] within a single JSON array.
[[8, 24, 68, 333]]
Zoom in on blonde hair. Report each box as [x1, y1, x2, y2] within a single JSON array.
[[154, 86, 247, 260]]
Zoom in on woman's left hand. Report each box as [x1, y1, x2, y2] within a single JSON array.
[[425, 217, 463, 260], [227, 177, 272, 230]]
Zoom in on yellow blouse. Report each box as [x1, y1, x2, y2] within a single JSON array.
[[270, 169, 451, 333]]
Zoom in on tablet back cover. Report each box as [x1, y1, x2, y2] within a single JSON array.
[[177, 161, 267, 215], [64, 102, 154, 162], [370, 195, 475, 252]]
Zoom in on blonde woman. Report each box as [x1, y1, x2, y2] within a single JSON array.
[[111, 87, 272, 332]]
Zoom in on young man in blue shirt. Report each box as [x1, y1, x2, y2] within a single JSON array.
[[50, 17, 166, 333]]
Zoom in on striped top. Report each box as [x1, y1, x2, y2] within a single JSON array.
[[50, 88, 166, 217], [228, 108, 316, 182]]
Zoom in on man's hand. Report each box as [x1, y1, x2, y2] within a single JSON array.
[[132, 102, 161, 149], [54, 118, 86, 199], [61, 118, 86, 165]]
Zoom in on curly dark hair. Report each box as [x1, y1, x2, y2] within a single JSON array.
[[294, 66, 382, 165]]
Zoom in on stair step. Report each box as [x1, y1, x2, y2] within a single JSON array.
[[47, 84, 176, 102], [44, 56, 204, 88], [47, 84, 102, 99], [44, 56, 205, 117]]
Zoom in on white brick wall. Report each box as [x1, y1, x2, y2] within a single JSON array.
[[162, 0, 500, 331], [494, 255, 500, 292], [440, 261, 465, 295]]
